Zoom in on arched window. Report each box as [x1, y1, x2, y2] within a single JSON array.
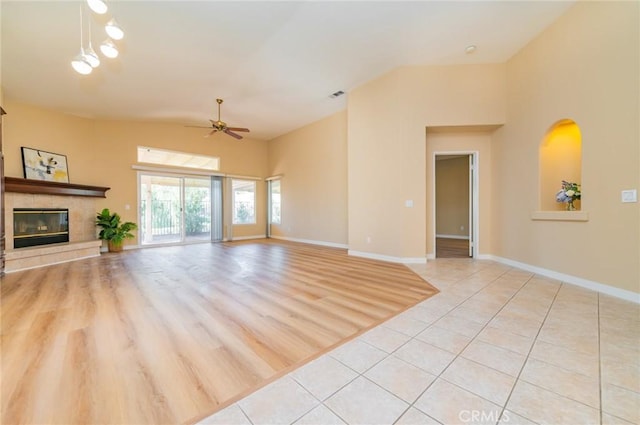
[[539, 119, 582, 211]]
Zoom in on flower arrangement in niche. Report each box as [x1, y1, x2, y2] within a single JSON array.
[[556, 180, 581, 211]]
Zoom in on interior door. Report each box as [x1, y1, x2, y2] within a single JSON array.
[[468, 154, 474, 257]]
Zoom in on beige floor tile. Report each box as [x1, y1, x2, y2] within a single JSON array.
[[415, 326, 472, 354], [441, 357, 516, 406], [507, 380, 599, 425], [329, 339, 387, 373], [324, 376, 408, 425], [359, 325, 412, 353], [529, 340, 599, 378], [364, 356, 437, 403], [461, 340, 526, 377], [601, 412, 637, 425], [433, 315, 485, 338], [402, 304, 450, 325], [447, 306, 496, 325], [294, 405, 346, 425], [476, 326, 534, 355], [196, 404, 251, 425], [601, 327, 640, 352], [238, 377, 319, 425], [395, 407, 442, 425], [488, 314, 542, 338], [537, 325, 599, 355], [599, 295, 640, 322], [291, 355, 358, 401], [382, 313, 431, 337], [394, 339, 456, 375], [602, 383, 640, 424], [497, 302, 548, 324], [520, 358, 599, 408], [414, 379, 502, 425], [601, 355, 640, 393], [498, 411, 537, 425], [461, 295, 507, 313]]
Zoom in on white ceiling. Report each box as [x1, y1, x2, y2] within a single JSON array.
[[1, 1, 574, 141]]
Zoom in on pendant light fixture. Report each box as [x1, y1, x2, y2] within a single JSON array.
[[84, 8, 100, 68], [71, 4, 92, 75], [87, 0, 108, 15], [100, 38, 119, 58], [105, 18, 124, 40]]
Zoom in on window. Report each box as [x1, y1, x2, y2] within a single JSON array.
[[270, 180, 281, 224], [232, 179, 256, 224], [137, 146, 220, 171]]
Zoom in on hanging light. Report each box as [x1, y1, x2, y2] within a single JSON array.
[[105, 18, 124, 40], [100, 38, 119, 58], [87, 0, 108, 15], [71, 5, 92, 75], [85, 11, 100, 68], [71, 50, 93, 75]]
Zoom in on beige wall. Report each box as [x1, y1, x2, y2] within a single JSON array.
[[435, 156, 469, 238], [348, 64, 505, 260], [493, 1, 639, 293], [2, 99, 269, 245], [267, 110, 348, 245]]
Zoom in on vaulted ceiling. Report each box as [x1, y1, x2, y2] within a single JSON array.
[[1, 1, 574, 140]]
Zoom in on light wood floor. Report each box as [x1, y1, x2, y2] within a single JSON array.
[[1, 239, 438, 424], [436, 237, 470, 258]]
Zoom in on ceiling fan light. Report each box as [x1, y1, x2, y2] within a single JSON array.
[[71, 51, 93, 75], [105, 19, 124, 40], [100, 38, 119, 58], [85, 44, 100, 68], [87, 0, 108, 15]]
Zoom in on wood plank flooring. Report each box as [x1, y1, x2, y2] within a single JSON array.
[[1, 239, 438, 424], [436, 237, 470, 258]]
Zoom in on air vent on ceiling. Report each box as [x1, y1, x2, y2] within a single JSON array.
[[329, 90, 345, 99]]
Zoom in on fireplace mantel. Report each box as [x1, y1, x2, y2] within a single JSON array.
[[4, 177, 110, 198]]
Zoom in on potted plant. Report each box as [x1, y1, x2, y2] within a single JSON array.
[[96, 208, 137, 252]]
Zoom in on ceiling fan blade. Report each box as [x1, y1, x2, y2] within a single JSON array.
[[205, 129, 218, 138], [226, 127, 250, 132], [224, 129, 243, 140], [185, 125, 213, 129]]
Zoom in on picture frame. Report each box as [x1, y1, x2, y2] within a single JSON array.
[[21, 147, 70, 183]]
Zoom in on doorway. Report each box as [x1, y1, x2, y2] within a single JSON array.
[[434, 153, 476, 258], [139, 173, 223, 245]]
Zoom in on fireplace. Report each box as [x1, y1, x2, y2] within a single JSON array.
[[13, 208, 69, 249]]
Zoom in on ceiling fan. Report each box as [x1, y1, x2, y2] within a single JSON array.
[[187, 98, 250, 139]]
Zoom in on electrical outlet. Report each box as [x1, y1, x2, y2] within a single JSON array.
[[366, 236, 371, 243], [460, 225, 464, 231], [622, 189, 637, 203]]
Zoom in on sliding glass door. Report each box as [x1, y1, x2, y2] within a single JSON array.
[[139, 173, 222, 245]]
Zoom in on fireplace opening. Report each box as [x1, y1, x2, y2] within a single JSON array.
[[13, 208, 69, 249]]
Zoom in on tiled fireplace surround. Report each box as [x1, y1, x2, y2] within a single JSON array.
[[4, 192, 102, 272]]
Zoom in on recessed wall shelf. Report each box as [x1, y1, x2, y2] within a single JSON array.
[[531, 210, 589, 222], [5, 177, 110, 198]]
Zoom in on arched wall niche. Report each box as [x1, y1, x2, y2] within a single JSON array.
[[539, 119, 582, 211]]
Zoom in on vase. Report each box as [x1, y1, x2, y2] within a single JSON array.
[[566, 200, 576, 211]]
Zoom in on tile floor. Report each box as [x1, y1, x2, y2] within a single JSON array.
[[198, 259, 640, 425]]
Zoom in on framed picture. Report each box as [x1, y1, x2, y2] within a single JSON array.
[[21, 147, 70, 183]]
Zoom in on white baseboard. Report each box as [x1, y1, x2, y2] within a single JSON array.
[[426, 253, 436, 260], [270, 235, 348, 249], [436, 234, 470, 240], [348, 250, 427, 264], [487, 255, 640, 304], [230, 234, 267, 241]]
